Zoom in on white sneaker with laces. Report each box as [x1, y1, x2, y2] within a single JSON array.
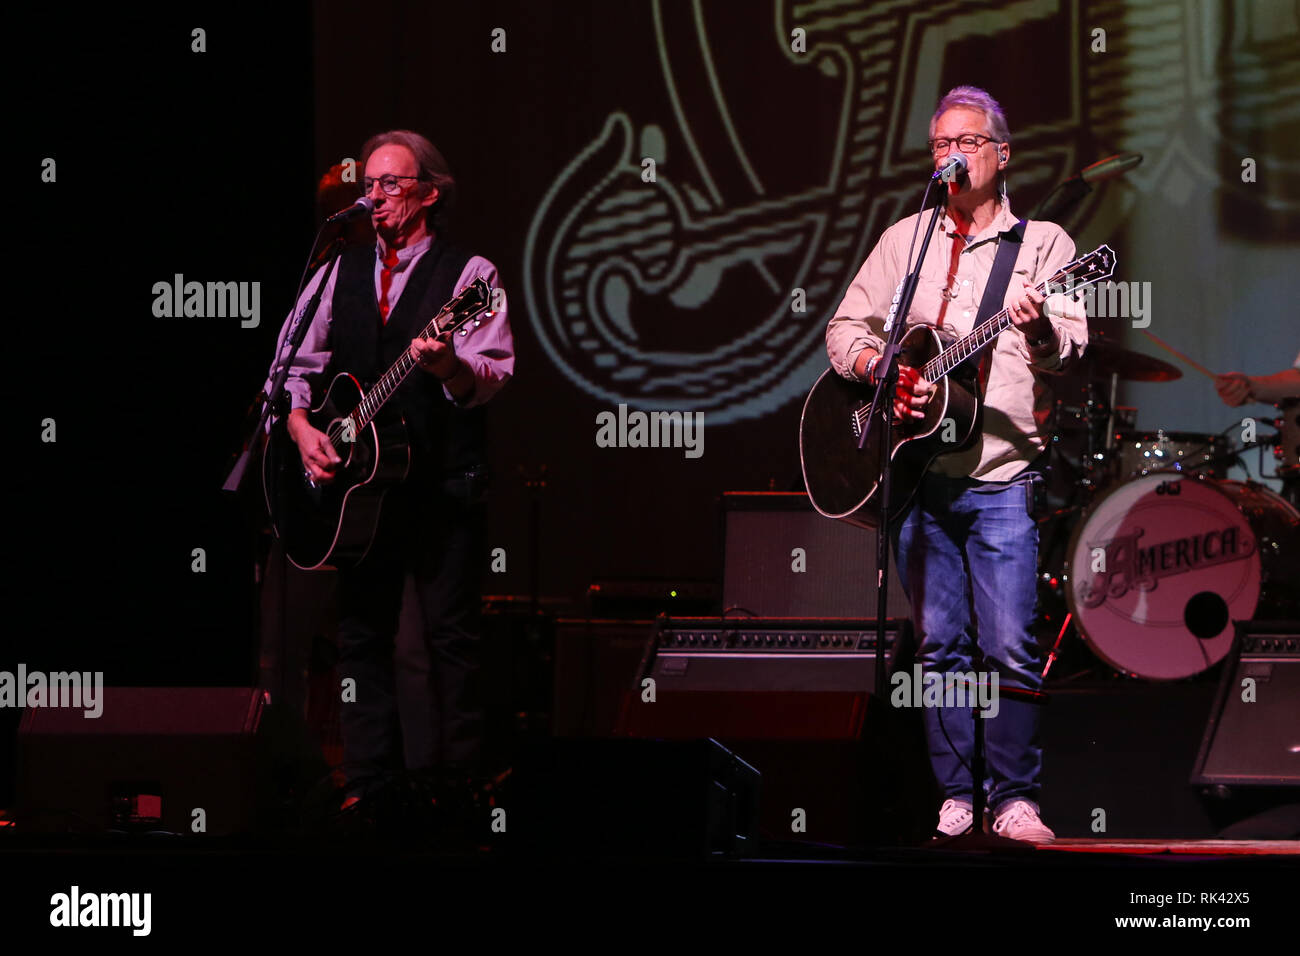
[[992, 800, 1055, 844], [934, 798, 974, 837]]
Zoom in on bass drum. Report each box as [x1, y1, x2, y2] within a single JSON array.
[[1064, 475, 1300, 680]]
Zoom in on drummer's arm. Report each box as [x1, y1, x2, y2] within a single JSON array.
[[1246, 368, 1300, 403], [1216, 367, 1300, 407]]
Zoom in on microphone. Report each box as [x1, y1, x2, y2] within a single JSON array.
[[1032, 152, 1144, 222], [1078, 152, 1143, 185], [324, 197, 375, 224], [932, 152, 968, 181]]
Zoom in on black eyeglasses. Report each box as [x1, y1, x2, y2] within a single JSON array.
[[363, 174, 422, 196], [928, 134, 996, 156]]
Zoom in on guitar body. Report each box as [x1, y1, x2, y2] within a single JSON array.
[[799, 325, 980, 528], [262, 372, 411, 570]]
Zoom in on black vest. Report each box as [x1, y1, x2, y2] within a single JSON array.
[[330, 241, 486, 486]]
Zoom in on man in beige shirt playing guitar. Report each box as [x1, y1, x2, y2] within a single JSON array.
[[826, 86, 1089, 842]]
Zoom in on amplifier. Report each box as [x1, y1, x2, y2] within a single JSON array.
[[618, 617, 911, 739], [721, 492, 910, 618], [1192, 621, 1300, 787], [1191, 620, 1300, 837]]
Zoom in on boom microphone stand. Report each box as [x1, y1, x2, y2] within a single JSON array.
[[857, 169, 950, 698], [224, 198, 373, 497], [222, 220, 347, 706]]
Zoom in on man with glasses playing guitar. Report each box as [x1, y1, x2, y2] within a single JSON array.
[[264, 130, 514, 816], [824, 87, 1089, 843]]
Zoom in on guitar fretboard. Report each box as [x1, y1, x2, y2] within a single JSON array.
[[351, 311, 450, 432], [919, 283, 1049, 382], [919, 252, 1109, 382], [324, 279, 488, 448]]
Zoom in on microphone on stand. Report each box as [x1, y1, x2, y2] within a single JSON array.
[[1033, 153, 1143, 222], [932, 152, 969, 181], [1079, 152, 1143, 185], [324, 197, 375, 223]]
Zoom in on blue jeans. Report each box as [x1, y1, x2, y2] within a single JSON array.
[[892, 467, 1044, 813]]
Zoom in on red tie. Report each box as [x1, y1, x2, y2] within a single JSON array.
[[378, 247, 400, 324]]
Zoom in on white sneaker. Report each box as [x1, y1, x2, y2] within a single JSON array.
[[934, 798, 974, 837], [992, 800, 1055, 844]]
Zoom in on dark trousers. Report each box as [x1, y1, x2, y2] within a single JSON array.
[[336, 484, 486, 797]]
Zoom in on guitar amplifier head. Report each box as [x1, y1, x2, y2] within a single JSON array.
[[721, 492, 910, 618]]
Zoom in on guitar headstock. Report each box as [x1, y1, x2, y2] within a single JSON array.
[[1047, 244, 1117, 296], [434, 277, 494, 338]]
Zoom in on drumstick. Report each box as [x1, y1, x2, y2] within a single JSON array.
[[1138, 329, 1217, 380]]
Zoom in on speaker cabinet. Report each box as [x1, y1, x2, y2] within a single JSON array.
[[551, 619, 655, 736], [1193, 621, 1300, 787], [1190, 621, 1300, 836], [16, 687, 287, 835], [509, 737, 761, 859], [722, 492, 910, 618], [622, 617, 908, 740]]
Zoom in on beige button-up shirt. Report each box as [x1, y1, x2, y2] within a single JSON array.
[[825, 199, 1089, 481]]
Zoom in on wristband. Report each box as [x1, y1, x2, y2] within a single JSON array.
[[865, 355, 881, 382]]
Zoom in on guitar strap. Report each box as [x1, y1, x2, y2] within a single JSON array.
[[974, 217, 1026, 394]]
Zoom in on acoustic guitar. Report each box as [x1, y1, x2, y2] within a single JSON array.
[[263, 277, 492, 569], [799, 245, 1116, 528]]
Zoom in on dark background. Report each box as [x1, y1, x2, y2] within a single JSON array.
[[9, 2, 1298, 761]]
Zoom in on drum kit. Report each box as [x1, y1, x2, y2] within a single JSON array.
[[1037, 333, 1300, 681]]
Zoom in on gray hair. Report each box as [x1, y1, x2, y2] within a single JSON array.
[[929, 86, 1010, 198], [360, 129, 457, 227]]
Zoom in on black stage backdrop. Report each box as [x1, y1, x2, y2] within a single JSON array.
[[10, 1, 1299, 692]]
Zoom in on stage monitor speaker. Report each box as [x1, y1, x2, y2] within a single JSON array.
[[1191, 621, 1300, 837], [722, 492, 910, 618], [1193, 621, 1300, 787], [15, 686, 318, 835], [509, 737, 760, 859]]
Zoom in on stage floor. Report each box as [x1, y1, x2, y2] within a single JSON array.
[[1031, 838, 1300, 856]]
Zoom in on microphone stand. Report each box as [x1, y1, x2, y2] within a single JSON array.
[[1030, 177, 1090, 225], [858, 184, 948, 699], [223, 234, 346, 495], [221, 229, 345, 704]]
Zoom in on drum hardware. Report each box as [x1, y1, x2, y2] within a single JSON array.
[[1113, 428, 1236, 481], [1103, 370, 1119, 468], [1040, 611, 1074, 680], [1050, 386, 1136, 492], [1275, 399, 1299, 477]]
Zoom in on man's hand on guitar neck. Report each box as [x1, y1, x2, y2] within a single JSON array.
[[1007, 280, 1051, 342], [410, 335, 475, 402], [853, 348, 935, 421], [287, 408, 342, 483]]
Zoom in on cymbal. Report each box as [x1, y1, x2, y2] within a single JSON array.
[[1083, 334, 1182, 382]]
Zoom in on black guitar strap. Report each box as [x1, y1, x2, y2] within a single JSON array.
[[973, 217, 1026, 393], [976, 217, 1027, 324]]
